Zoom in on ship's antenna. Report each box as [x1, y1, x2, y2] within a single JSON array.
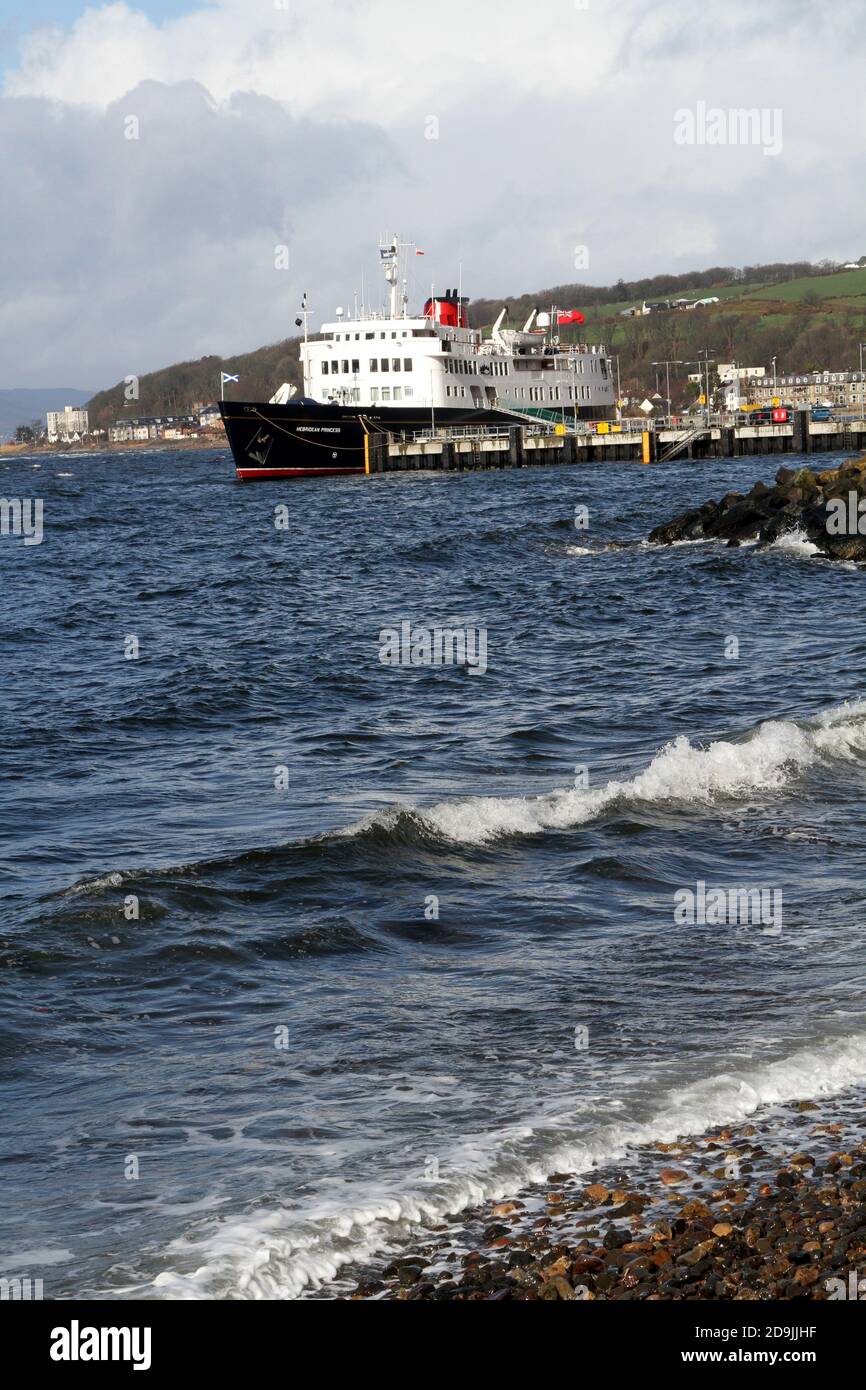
[[294, 292, 310, 344]]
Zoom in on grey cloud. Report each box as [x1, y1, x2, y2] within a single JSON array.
[[0, 80, 403, 386]]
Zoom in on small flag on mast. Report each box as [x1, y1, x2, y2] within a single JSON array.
[[221, 372, 240, 385], [557, 309, 585, 326]]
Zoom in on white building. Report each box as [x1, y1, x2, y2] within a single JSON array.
[[717, 364, 766, 383], [109, 424, 151, 442], [46, 405, 89, 441]]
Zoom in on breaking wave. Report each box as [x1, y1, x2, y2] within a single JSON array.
[[339, 698, 866, 847], [147, 1029, 866, 1300]]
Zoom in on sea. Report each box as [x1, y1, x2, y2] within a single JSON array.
[[2, 445, 866, 1300]]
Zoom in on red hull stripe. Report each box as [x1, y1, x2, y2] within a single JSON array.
[[236, 467, 365, 480]]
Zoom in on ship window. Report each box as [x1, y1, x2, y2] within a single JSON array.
[[370, 359, 378, 372], [366, 332, 374, 340], [322, 361, 330, 374], [382, 387, 391, 401], [392, 358, 400, 372], [341, 361, 349, 373], [352, 360, 360, 373], [381, 359, 390, 372], [404, 386, 413, 398], [404, 358, 412, 372], [393, 386, 402, 401], [370, 387, 379, 402]]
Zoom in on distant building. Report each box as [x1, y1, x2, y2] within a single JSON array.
[[108, 414, 198, 443], [717, 364, 766, 383], [46, 405, 89, 441], [109, 424, 150, 442], [749, 370, 866, 409], [199, 404, 222, 428]]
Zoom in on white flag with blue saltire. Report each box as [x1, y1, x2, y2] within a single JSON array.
[[221, 372, 239, 385]]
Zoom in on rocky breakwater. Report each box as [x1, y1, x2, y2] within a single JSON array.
[[649, 455, 866, 562]]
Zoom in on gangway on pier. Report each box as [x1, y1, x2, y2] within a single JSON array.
[[490, 403, 574, 430]]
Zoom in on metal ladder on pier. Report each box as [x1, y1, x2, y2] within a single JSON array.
[[657, 423, 709, 463]]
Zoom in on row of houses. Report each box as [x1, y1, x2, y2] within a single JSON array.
[[107, 405, 222, 442], [748, 370, 866, 410], [45, 403, 224, 443], [682, 364, 866, 411]]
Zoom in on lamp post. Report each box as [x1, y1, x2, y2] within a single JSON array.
[[652, 359, 684, 423], [611, 353, 622, 420], [685, 349, 716, 423], [859, 342, 866, 416]]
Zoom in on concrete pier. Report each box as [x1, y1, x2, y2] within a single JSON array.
[[363, 415, 866, 474]]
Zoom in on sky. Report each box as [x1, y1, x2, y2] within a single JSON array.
[[1, 0, 864, 389]]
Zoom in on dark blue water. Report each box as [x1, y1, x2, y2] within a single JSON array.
[[3, 445, 866, 1299]]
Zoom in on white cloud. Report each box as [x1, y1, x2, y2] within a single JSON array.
[[1, 0, 865, 386]]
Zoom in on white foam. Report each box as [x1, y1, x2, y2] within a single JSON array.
[[352, 699, 866, 847], [146, 1029, 866, 1300], [769, 528, 821, 558]]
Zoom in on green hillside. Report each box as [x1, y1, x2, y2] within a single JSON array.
[[86, 258, 866, 425], [86, 344, 304, 430]]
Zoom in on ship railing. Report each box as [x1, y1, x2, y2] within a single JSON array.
[[405, 424, 531, 443]]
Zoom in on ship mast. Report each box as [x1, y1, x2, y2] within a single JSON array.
[[380, 236, 415, 318], [381, 236, 400, 319]]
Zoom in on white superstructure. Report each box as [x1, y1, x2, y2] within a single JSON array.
[[299, 237, 616, 419]]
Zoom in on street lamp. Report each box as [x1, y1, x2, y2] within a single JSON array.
[[685, 349, 717, 423], [652, 359, 684, 422], [611, 353, 622, 419]]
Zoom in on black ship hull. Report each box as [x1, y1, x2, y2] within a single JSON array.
[[219, 400, 524, 480]]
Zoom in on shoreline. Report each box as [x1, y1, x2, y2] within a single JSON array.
[[0, 436, 228, 457], [327, 1089, 866, 1301]]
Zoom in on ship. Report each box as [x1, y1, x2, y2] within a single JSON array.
[[220, 237, 616, 480]]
